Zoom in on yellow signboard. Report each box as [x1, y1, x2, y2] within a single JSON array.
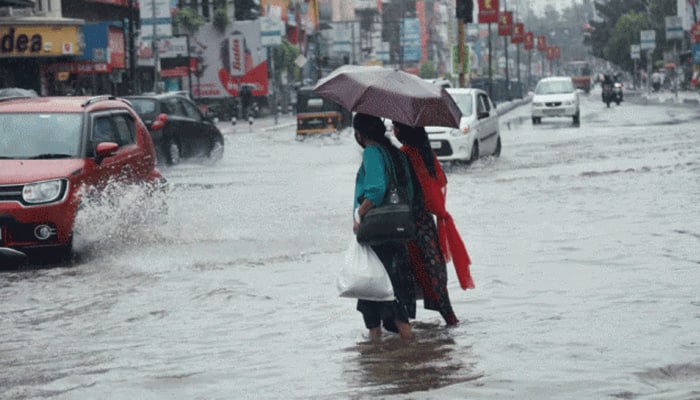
[[0, 25, 83, 58]]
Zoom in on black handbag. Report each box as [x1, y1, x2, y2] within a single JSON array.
[[356, 147, 416, 245]]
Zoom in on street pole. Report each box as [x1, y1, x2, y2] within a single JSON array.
[[488, 23, 493, 98], [152, 0, 161, 93], [127, 0, 137, 94], [458, 18, 465, 88]]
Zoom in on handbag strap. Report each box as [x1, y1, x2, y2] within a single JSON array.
[[374, 145, 413, 204]]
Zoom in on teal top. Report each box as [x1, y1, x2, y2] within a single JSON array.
[[354, 144, 388, 210]]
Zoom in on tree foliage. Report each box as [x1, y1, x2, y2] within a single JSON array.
[[234, 0, 260, 20], [587, 0, 677, 73], [174, 6, 205, 35], [272, 40, 301, 82]]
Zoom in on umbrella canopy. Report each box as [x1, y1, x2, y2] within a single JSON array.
[[0, 0, 35, 7], [313, 65, 462, 128]]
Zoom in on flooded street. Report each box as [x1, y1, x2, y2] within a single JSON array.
[[2, 91, 700, 399]]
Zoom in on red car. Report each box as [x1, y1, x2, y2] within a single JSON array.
[[0, 94, 165, 264]]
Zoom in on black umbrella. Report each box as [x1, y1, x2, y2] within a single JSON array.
[[313, 65, 462, 128], [0, 0, 35, 7]]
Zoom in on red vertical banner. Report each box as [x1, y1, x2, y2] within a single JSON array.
[[546, 46, 556, 60], [524, 31, 534, 50], [537, 35, 547, 52], [691, 22, 700, 43], [478, 0, 499, 23], [497, 11, 512, 36], [511, 23, 524, 44]]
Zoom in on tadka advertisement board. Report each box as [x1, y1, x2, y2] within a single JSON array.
[[189, 21, 268, 98]]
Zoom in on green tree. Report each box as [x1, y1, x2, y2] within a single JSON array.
[[272, 39, 301, 82], [234, 0, 260, 20], [212, 8, 230, 33], [419, 61, 437, 79], [603, 11, 649, 71], [173, 6, 205, 35]]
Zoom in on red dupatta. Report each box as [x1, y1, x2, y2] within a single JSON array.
[[402, 146, 475, 289]]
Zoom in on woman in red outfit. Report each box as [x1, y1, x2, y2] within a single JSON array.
[[392, 122, 475, 326]]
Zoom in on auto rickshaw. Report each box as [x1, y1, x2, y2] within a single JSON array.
[[295, 86, 352, 140]]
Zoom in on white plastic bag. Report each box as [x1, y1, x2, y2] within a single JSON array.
[[337, 239, 395, 301]]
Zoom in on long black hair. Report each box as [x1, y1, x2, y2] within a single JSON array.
[[393, 122, 437, 179]]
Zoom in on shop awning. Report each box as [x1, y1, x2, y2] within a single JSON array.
[[0, 0, 35, 7]]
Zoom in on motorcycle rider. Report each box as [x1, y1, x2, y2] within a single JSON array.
[[601, 74, 614, 102]]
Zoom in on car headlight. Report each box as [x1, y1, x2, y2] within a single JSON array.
[[449, 127, 468, 137], [23, 179, 66, 204], [563, 100, 574, 105], [532, 102, 543, 107]]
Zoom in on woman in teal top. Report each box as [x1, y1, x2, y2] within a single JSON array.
[[353, 144, 387, 212], [352, 113, 417, 341]]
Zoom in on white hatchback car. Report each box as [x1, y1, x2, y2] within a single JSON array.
[[531, 76, 581, 126], [425, 88, 501, 163]]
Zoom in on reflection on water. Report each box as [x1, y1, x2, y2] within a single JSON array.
[[342, 321, 483, 397]]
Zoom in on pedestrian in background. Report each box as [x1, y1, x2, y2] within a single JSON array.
[[392, 122, 475, 326], [352, 113, 417, 340]]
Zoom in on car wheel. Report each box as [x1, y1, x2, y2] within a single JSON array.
[[573, 111, 580, 126], [166, 140, 180, 166], [532, 116, 538, 125], [493, 137, 502, 157], [207, 139, 224, 163], [468, 142, 479, 164]]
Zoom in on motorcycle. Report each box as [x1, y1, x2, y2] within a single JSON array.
[[601, 81, 623, 107], [602, 82, 614, 107], [612, 82, 623, 105]]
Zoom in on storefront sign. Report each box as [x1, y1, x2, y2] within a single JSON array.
[[0, 25, 83, 57], [108, 26, 125, 68], [47, 61, 110, 74]]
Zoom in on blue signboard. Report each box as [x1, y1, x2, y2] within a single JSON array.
[[401, 18, 421, 62], [79, 23, 110, 61]]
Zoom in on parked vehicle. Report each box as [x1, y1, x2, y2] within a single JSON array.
[[424, 88, 501, 163], [531, 76, 581, 126], [0, 95, 165, 264], [295, 86, 352, 140], [124, 93, 224, 166]]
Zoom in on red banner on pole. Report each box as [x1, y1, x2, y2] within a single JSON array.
[[498, 11, 512, 36], [692, 22, 700, 43], [537, 35, 547, 52], [478, 0, 499, 24], [511, 23, 524, 43], [546, 46, 560, 60], [524, 31, 534, 50]]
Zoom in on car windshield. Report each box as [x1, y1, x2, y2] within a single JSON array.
[[0, 113, 82, 159], [535, 81, 575, 95], [448, 93, 474, 116]]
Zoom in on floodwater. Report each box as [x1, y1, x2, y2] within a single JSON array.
[[2, 90, 700, 399]]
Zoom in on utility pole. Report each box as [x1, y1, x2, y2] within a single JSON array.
[[152, 0, 161, 93], [456, 0, 473, 88], [126, 0, 138, 94], [458, 19, 465, 87]]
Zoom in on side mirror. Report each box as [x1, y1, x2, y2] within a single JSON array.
[[151, 113, 168, 131], [95, 142, 118, 164]]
